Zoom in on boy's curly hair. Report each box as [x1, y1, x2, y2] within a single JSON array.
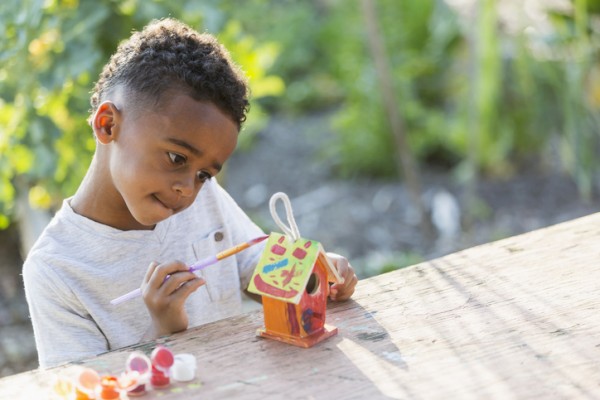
[[89, 18, 249, 129]]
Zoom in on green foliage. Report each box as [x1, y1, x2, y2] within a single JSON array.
[[313, 0, 600, 193], [552, 0, 600, 199], [217, 20, 285, 149], [2, 0, 599, 230], [323, 0, 463, 178], [0, 0, 283, 227], [218, 0, 600, 197], [214, 0, 343, 112]]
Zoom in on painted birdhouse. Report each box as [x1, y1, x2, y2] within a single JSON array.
[[248, 232, 344, 348]]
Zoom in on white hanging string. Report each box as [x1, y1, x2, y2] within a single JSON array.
[[269, 192, 301, 242]]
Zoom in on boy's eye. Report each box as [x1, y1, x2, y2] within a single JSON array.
[[197, 171, 212, 183], [168, 152, 186, 165]]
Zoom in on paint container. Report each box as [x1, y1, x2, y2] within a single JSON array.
[[50, 374, 74, 400], [172, 353, 197, 382], [74, 368, 100, 399], [125, 352, 152, 397], [98, 376, 120, 400], [150, 345, 174, 389]]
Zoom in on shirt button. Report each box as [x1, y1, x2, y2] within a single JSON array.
[[214, 232, 224, 242]]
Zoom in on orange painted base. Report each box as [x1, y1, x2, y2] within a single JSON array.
[[257, 324, 338, 348]]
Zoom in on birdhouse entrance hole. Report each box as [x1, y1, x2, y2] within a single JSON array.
[[306, 272, 319, 295]]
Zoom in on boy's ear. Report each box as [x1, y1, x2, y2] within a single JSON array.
[[92, 101, 121, 144]]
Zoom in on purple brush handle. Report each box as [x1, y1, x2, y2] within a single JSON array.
[[110, 255, 220, 305], [189, 255, 218, 273], [110, 288, 143, 305]]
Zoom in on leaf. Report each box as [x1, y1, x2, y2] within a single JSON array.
[[0, 214, 9, 229], [250, 75, 285, 98], [29, 185, 52, 209], [9, 145, 34, 174]]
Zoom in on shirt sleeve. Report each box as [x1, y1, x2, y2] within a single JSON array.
[[23, 256, 108, 368]]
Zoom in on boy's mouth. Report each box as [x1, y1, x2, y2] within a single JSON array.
[[152, 194, 174, 212], [152, 194, 188, 215]]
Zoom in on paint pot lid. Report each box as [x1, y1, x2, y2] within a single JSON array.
[[151, 346, 174, 370], [126, 352, 151, 375], [77, 367, 100, 394], [172, 355, 196, 382], [174, 353, 196, 368]]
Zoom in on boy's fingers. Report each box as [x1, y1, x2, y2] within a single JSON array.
[[327, 252, 349, 284], [332, 274, 358, 301], [143, 261, 160, 285], [147, 260, 189, 291], [326, 253, 358, 301], [343, 263, 356, 282], [169, 277, 206, 301], [329, 286, 339, 299], [162, 271, 203, 294]]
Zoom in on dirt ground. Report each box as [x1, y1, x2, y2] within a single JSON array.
[[1, 112, 598, 377], [0, 226, 36, 376]]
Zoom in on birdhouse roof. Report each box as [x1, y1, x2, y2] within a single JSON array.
[[247, 233, 344, 304]]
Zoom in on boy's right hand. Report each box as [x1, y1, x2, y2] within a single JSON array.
[[141, 260, 205, 337]]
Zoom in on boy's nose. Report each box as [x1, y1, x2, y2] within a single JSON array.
[[172, 176, 195, 197]]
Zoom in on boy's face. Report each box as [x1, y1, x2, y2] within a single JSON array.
[[95, 93, 238, 230]]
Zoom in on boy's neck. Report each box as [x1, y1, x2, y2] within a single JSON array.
[[70, 155, 154, 231]]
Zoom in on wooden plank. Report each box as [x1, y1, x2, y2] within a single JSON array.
[[2, 213, 600, 399]]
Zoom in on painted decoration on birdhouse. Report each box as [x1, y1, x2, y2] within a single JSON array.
[[248, 232, 322, 304]]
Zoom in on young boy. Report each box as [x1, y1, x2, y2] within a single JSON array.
[[23, 18, 357, 368]]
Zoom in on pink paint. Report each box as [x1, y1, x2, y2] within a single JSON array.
[[152, 346, 174, 370], [281, 264, 297, 287], [127, 384, 147, 397], [150, 365, 170, 389], [126, 352, 151, 396], [128, 356, 150, 373], [293, 247, 307, 259], [151, 346, 174, 389], [271, 244, 286, 255], [253, 274, 299, 298]]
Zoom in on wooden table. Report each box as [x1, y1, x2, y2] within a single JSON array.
[[2, 213, 600, 399]]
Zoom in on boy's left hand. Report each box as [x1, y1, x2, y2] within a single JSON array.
[[326, 252, 358, 301]]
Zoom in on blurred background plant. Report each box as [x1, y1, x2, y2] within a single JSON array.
[[1, 0, 600, 376], [3, 0, 599, 233], [0, 0, 283, 239]]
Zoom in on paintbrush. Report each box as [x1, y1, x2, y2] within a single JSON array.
[[110, 235, 269, 305]]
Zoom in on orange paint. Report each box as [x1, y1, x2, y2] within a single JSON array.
[[99, 376, 120, 400]]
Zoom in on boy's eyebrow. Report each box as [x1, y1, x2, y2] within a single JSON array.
[[167, 138, 223, 172], [168, 138, 202, 156]]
